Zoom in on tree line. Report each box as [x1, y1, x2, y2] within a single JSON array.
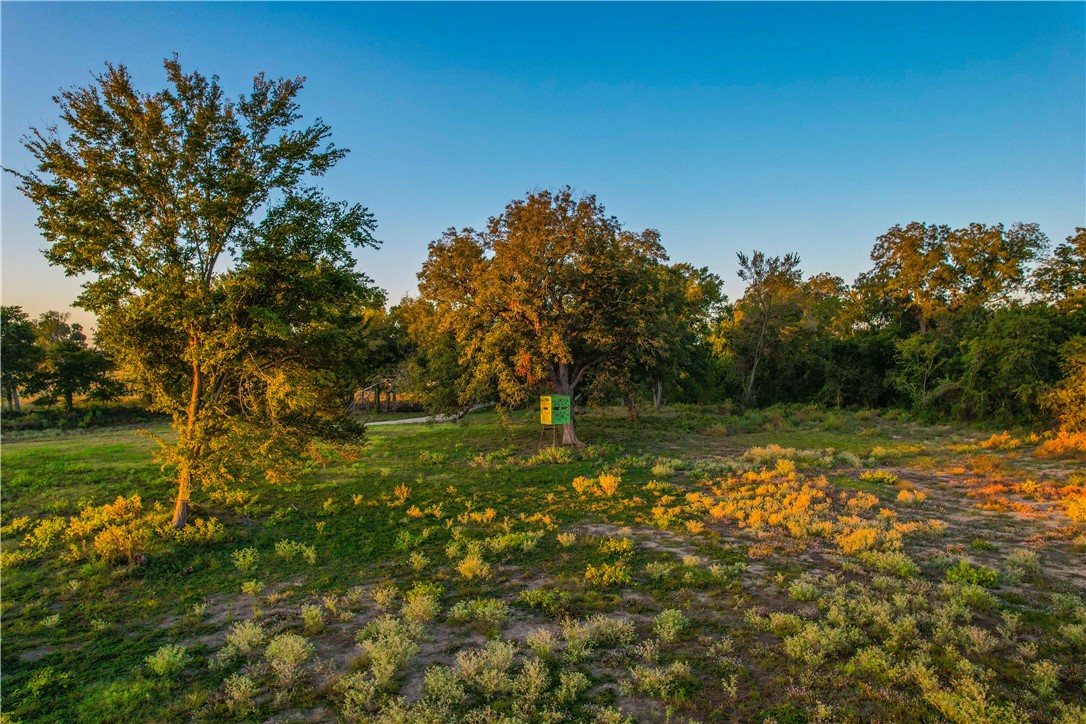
[[4, 57, 1082, 528], [0, 308, 117, 413], [389, 200, 1084, 437]]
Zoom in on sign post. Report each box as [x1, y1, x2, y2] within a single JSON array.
[[540, 395, 571, 446]]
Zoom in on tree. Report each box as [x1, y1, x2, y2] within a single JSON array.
[[0, 306, 42, 413], [869, 222, 1048, 332], [1044, 336, 1086, 432], [869, 223, 951, 333], [417, 188, 668, 445], [30, 312, 117, 411], [643, 264, 724, 410], [10, 57, 380, 527], [734, 251, 803, 411], [1033, 228, 1086, 310], [943, 222, 1048, 312]]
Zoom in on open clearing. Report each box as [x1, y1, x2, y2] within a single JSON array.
[[2, 406, 1084, 722]]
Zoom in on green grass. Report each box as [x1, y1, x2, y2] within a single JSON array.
[[2, 406, 1084, 722]]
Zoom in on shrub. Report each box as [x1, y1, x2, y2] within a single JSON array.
[[223, 620, 266, 658], [859, 550, 920, 578], [526, 627, 557, 657], [145, 644, 187, 677], [265, 633, 313, 687], [448, 598, 510, 634], [529, 446, 574, 465], [788, 579, 820, 602], [519, 587, 571, 617], [456, 639, 517, 697], [171, 517, 224, 544], [402, 582, 443, 623], [232, 547, 259, 572], [241, 580, 264, 597], [585, 561, 631, 588], [335, 672, 380, 721], [557, 532, 577, 547], [1036, 431, 1086, 458], [979, 432, 1022, 450], [598, 473, 621, 496], [555, 670, 590, 704], [457, 553, 491, 580], [562, 614, 635, 661], [859, 470, 901, 486], [836, 527, 879, 555], [223, 673, 257, 716], [422, 665, 467, 709], [372, 582, 399, 609], [356, 616, 422, 688], [1005, 548, 1041, 574], [93, 522, 148, 565], [274, 539, 316, 565], [301, 603, 325, 633], [625, 661, 692, 702], [946, 560, 999, 588], [897, 488, 927, 504], [653, 609, 688, 642], [599, 536, 633, 556]]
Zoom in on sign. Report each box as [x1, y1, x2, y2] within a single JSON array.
[[540, 395, 571, 425]]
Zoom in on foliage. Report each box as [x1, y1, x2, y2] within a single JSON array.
[[10, 56, 381, 527], [415, 187, 700, 445], [0, 306, 43, 412]]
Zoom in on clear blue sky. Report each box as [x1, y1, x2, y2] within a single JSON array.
[[3, 2, 1084, 330]]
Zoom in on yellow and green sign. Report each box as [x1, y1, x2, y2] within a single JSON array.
[[540, 395, 571, 425]]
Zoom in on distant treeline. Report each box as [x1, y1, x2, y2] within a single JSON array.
[[377, 198, 1084, 432]]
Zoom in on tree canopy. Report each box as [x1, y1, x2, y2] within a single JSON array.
[[416, 187, 698, 444]]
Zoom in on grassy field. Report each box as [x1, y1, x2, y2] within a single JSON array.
[[2, 405, 1085, 723]]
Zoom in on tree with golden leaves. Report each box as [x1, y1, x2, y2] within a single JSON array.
[[417, 187, 668, 445]]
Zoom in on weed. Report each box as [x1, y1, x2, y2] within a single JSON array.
[[356, 616, 422, 688], [860, 470, 901, 486], [448, 598, 511, 633], [456, 639, 517, 697], [371, 582, 399, 609], [457, 553, 491, 580], [519, 587, 571, 617], [946, 561, 999, 588], [301, 603, 325, 633], [653, 609, 688, 642], [145, 644, 187, 677], [585, 560, 631, 587], [265, 633, 313, 687], [223, 673, 257, 716], [402, 582, 443, 623], [526, 627, 557, 657]]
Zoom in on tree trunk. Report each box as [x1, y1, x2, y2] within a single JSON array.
[[741, 313, 770, 413], [12, 387, 20, 413], [173, 358, 204, 529], [172, 463, 192, 529], [64, 391, 74, 411], [556, 362, 584, 447], [653, 381, 663, 410]]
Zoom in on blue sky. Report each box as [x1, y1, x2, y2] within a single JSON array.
[[3, 2, 1083, 330]]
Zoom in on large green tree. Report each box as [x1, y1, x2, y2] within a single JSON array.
[[10, 57, 380, 527], [30, 312, 117, 411], [732, 251, 803, 411], [417, 188, 668, 445], [0, 306, 42, 413]]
